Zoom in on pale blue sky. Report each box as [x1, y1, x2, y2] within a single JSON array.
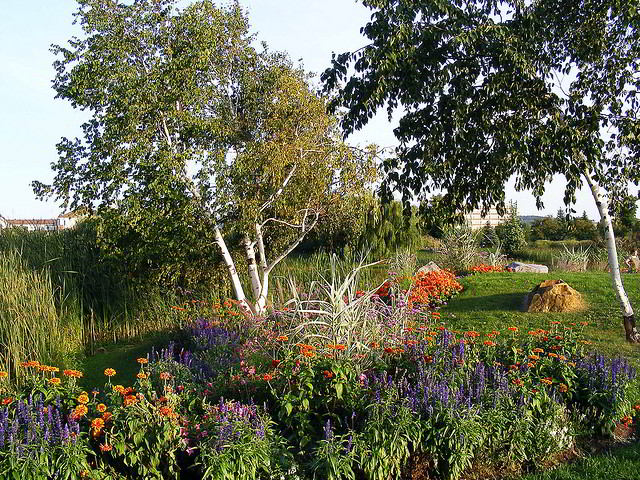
[[0, 0, 619, 220]]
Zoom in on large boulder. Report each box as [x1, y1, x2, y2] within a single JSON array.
[[416, 261, 441, 275], [525, 280, 585, 313], [507, 261, 549, 273]]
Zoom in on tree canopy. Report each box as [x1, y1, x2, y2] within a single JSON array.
[[35, 0, 376, 310], [322, 0, 640, 215]]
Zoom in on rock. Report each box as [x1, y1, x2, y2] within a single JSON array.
[[507, 261, 549, 273], [416, 261, 441, 275], [525, 280, 585, 313]]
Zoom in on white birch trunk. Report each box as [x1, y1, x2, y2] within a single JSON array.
[[214, 227, 253, 314], [584, 171, 638, 341], [244, 234, 263, 305]]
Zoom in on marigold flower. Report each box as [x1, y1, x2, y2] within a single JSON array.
[[323, 370, 334, 379], [276, 335, 288, 342], [262, 373, 273, 381], [633, 404, 640, 411], [1, 397, 13, 405], [113, 385, 125, 394], [528, 355, 540, 361], [136, 357, 148, 364], [512, 378, 524, 387], [465, 331, 480, 338], [540, 377, 553, 385], [527, 362, 536, 368], [158, 406, 176, 418], [100, 443, 113, 452], [423, 355, 433, 364], [370, 341, 380, 348], [104, 368, 116, 377], [102, 412, 113, 422], [21, 360, 40, 368], [580, 321, 588, 326], [91, 418, 105, 430], [77, 393, 89, 404], [94, 403, 106, 413], [136, 372, 148, 379], [73, 405, 88, 418], [483, 340, 496, 347], [548, 353, 559, 358], [507, 327, 518, 332], [0, 371, 8, 379], [159, 372, 172, 380], [558, 383, 569, 393], [123, 395, 138, 406], [302, 350, 315, 358], [49, 377, 61, 385], [532, 348, 544, 353], [63, 369, 83, 378]]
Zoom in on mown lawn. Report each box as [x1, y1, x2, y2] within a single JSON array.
[[442, 272, 640, 367]]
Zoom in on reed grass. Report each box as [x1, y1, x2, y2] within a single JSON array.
[[0, 250, 82, 384]]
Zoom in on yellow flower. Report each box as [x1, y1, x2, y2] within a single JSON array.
[[104, 368, 116, 377], [136, 357, 148, 364], [113, 385, 125, 394], [77, 393, 89, 404], [97, 403, 107, 413], [49, 377, 61, 385], [136, 372, 148, 379], [0, 371, 8, 379]]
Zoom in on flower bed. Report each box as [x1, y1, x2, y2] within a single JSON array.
[[1, 293, 638, 479]]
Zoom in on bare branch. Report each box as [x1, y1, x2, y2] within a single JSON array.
[[266, 210, 320, 273], [259, 164, 297, 213]]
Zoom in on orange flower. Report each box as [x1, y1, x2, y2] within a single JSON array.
[[508, 327, 518, 332], [527, 362, 536, 368], [123, 395, 138, 406], [528, 355, 540, 361], [423, 355, 433, 364], [77, 393, 89, 404], [49, 377, 61, 385], [465, 331, 480, 338], [136, 357, 148, 364], [512, 378, 524, 387], [540, 377, 553, 385], [113, 385, 125, 394], [0, 371, 8, 379], [72, 405, 88, 418], [102, 411, 113, 422], [100, 443, 113, 452], [633, 404, 640, 411], [558, 384, 569, 393], [580, 321, 588, 326], [91, 418, 105, 430], [1, 397, 13, 405], [271, 359, 281, 368], [159, 372, 172, 380], [370, 341, 380, 348], [532, 348, 544, 353], [262, 373, 273, 381], [21, 360, 40, 368], [63, 369, 83, 378], [97, 403, 107, 413], [104, 368, 116, 377], [136, 372, 148, 379], [483, 340, 496, 347], [323, 370, 334, 379], [276, 335, 288, 342]]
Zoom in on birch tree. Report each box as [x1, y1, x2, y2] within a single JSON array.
[[34, 0, 376, 315], [322, 0, 640, 341]]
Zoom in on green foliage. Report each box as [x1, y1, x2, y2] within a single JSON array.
[[496, 204, 527, 256], [36, 0, 377, 308], [323, 0, 640, 238], [357, 201, 422, 259]]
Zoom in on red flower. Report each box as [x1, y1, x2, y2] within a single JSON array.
[[323, 370, 333, 379]]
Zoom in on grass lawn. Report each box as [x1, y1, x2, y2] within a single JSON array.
[[77, 333, 171, 390], [519, 442, 640, 480], [442, 272, 640, 366]]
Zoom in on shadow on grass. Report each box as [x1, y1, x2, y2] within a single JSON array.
[[78, 333, 173, 390], [450, 292, 526, 312]]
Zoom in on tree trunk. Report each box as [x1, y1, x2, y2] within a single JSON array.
[[214, 227, 253, 314], [584, 171, 638, 343], [244, 234, 263, 303]]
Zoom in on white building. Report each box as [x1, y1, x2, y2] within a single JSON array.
[[464, 207, 506, 230]]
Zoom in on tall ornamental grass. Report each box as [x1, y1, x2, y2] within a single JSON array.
[[0, 250, 82, 383]]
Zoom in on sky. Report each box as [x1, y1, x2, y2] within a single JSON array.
[[0, 0, 632, 221]]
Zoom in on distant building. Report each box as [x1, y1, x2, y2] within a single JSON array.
[[464, 207, 506, 230], [0, 210, 87, 231], [3, 218, 62, 231]]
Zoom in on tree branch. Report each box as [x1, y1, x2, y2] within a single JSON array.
[[266, 210, 320, 273], [259, 164, 297, 213]]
